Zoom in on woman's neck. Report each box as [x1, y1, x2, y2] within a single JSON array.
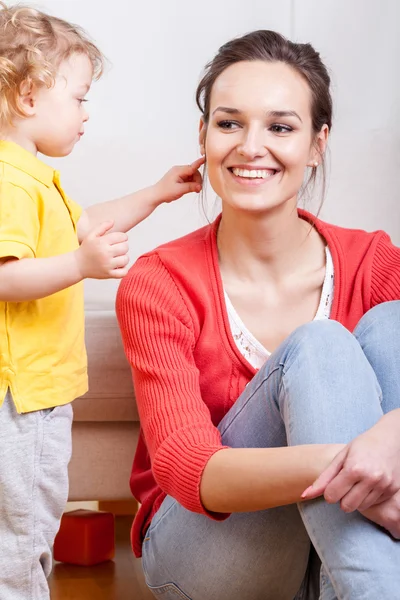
[[217, 202, 324, 284]]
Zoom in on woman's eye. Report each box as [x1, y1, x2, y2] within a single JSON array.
[[217, 120, 240, 130], [78, 98, 88, 104], [270, 124, 292, 134]]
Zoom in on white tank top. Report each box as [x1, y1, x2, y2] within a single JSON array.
[[224, 246, 335, 369]]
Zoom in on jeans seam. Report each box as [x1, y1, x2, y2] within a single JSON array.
[[219, 365, 283, 437], [353, 315, 378, 343], [147, 582, 191, 599], [280, 376, 293, 440], [298, 503, 343, 600], [147, 497, 177, 536]]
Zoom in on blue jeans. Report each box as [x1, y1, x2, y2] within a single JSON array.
[[141, 302, 400, 600]]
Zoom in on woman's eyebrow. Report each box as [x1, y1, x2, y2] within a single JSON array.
[[212, 106, 242, 116], [212, 106, 302, 123], [266, 110, 303, 123]]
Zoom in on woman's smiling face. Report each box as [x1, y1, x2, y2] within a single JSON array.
[[200, 60, 328, 214]]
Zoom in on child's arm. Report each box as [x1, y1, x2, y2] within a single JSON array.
[[0, 221, 128, 302], [77, 158, 204, 242]]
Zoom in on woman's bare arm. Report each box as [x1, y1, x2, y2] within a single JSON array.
[[200, 444, 345, 513]]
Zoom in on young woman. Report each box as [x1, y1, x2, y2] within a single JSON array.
[[117, 30, 400, 600]]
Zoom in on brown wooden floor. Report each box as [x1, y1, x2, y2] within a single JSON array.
[[49, 516, 154, 600]]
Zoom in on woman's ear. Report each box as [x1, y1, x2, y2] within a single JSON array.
[[199, 118, 206, 156], [308, 124, 329, 166], [316, 124, 329, 157]]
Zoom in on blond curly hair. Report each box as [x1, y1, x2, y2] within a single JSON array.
[[0, 2, 104, 128]]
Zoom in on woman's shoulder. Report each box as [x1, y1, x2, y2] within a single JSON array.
[[308, 211, 395, 255], [118, 219, 218, 308]]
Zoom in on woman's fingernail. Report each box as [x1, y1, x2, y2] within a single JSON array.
[[301, 486, 312, 498]]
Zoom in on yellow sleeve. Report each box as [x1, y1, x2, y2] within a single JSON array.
[[0, 181, 39, 259]]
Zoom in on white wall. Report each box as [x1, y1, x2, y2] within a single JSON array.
[[293, 0, 400, 235], [12, 0, 400, 308]]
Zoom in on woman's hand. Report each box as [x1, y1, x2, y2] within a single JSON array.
[[361, 490, 400, 539], [302, 409, 400, 512]]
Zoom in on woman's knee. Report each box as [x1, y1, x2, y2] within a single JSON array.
[[287, 319, 356, 362], [354, 301, 400, 344]]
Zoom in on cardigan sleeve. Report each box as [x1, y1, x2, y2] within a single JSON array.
[[116, 253, 229, 517], [370, 232, 400, 306]]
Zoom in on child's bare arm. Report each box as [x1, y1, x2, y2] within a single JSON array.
[[0, 221, 129, 301], [77, 159, 204, 241], [0, 253, 83, 301]]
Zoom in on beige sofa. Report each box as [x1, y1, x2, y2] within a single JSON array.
[[68, 310, 139, 502]]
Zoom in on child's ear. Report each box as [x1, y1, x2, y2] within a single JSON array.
[[17, 80, 37, 116], [198, 118, 206, 156]]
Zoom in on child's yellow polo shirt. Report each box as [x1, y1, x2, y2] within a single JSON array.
[[0, 141, 88, 413]]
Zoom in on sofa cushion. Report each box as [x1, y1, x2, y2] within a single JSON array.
[[73, 310, 139, 422], [68, 421, 139, 501]]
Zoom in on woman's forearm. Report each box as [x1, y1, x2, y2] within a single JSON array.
[[200, 444, 345, 513]]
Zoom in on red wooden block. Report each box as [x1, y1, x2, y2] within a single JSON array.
[[53, 509, 115, 566]]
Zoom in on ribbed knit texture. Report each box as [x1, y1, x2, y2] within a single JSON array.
[[116, 211, 400, 557], [371, 232, 400, 305]]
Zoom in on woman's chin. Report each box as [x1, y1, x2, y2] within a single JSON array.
[[222, 194, 286, 215]]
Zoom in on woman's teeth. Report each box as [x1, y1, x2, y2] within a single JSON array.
[[231, 168, 276, 179]]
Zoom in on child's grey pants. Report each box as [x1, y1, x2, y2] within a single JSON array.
[[0, 391, 73, 599]]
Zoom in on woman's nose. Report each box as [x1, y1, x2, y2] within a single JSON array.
[[236, 129, 267, 159]]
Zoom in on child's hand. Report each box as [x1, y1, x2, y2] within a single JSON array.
[[153, 157, 205, 204], [75, 221, 129, 279]]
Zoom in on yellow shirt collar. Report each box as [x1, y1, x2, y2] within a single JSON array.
[[0, 140, 54, 187]]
